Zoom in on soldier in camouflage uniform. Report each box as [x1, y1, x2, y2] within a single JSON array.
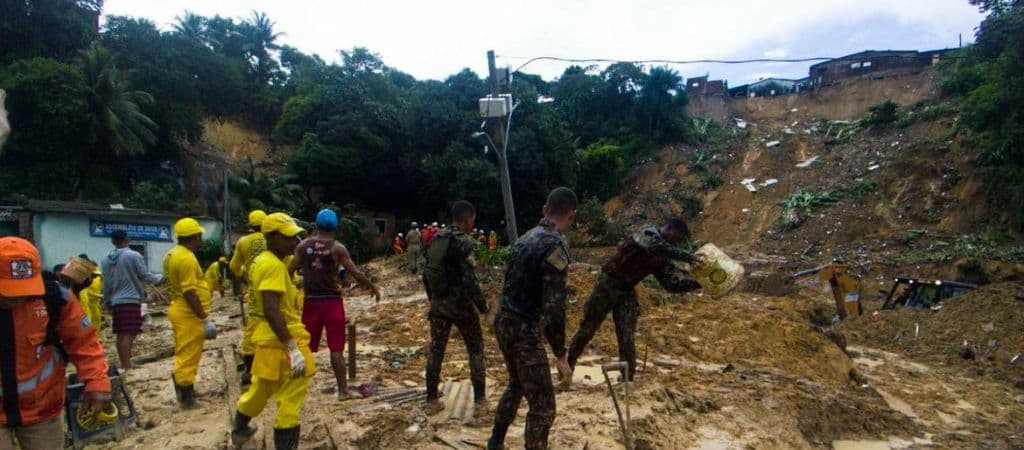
[[488, 187, 578, 450], [567, 218, 701, 381], [422, 201, 489, 414]]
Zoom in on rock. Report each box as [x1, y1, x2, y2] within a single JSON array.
[[403, 380, 419, 388]]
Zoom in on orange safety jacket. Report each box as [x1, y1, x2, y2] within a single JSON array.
[[0, 291, 111, 426]]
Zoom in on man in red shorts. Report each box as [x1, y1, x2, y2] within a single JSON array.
[[290, 209, 380, 400]]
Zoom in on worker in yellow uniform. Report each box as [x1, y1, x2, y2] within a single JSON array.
[[164, 218, 217, 409], [231, 213, 312, 450], [204, 256, 230, 299], [231, 210, 268, 389], [78, 267, 104, 330]]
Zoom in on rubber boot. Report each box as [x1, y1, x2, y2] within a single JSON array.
[[231, 411, 258, 446], [178, 384, 199, 410], [240, 355, 254, 390], [273, 426, 300, 450]]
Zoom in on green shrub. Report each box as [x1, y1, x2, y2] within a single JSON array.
[[863, 100, 900, 127], [781, 188, 840, 213]]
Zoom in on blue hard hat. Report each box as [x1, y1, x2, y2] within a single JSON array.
[[316, 209, 338, 230]]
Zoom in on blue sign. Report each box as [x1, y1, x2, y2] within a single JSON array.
[[90, 220, 173, 242]]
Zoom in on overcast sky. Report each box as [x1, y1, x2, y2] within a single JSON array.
[[102, 0, 985, 85]]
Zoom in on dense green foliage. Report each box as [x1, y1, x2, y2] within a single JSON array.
[[0, 2, 694, 235], [943, 0, 1024, 228]]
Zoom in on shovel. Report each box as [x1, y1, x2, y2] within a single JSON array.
[[601, 362, 632, 450]]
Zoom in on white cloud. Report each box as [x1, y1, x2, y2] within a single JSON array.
[[101, 0, 985, 81]]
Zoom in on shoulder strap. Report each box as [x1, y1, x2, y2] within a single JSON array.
[[41, 272, 69, 362]]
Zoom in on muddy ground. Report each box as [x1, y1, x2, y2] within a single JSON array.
[[77, 251, 1023, 450]]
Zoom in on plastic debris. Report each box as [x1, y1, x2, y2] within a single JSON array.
[[741, 178, 758, 192], [791, 108, 799, 113], [982, 323, 995, 332], [734, 118, 748, 129], [782, 128, 795, 135], [766, 140, 781, 148], [868, 164, 881, 171], [742, 208, 750, 213], [762, 178, 779, 187], [796, 155, 819, 168]]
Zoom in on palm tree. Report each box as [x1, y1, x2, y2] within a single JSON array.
[[77, 42, 158, 157], [639, 66, 683, 138], [229, 157, 302, 222], [173, 10, 207, 45], [241, 10, 284, 84]]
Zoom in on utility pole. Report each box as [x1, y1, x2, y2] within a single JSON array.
[[488, 50, 518, 242]]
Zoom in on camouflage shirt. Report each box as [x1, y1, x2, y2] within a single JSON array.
[[499, 218, 570, 357], [602, 225, 697, 291]]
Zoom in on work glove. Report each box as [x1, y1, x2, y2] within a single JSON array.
[[285, 340, 307, 378], [203, 319, 218, 339]]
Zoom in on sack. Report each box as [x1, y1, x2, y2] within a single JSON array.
[[691, 244, 744, 298]]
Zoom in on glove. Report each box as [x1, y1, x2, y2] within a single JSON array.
[[203, 320, 218, 339], [285, 340, 307, 378]]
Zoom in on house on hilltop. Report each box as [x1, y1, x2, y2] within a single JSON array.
[[809, 49, 955, 87]]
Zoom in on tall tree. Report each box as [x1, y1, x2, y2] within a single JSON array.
[[77, 42, 158, 157], [241, 10, 283, 85]]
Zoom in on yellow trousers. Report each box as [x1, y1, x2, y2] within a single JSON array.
[[168, 302, 206, 386], [80, 297, 102, 330], [236, 346, 313, 429], [241, 318, 260, 356]]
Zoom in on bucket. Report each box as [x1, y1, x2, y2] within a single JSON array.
[[691, 243, 744, 297], [61, 256, 97, 285]]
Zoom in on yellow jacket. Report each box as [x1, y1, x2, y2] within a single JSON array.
[[230, 231, 267, 280]]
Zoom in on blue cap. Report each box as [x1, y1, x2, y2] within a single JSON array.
[[316, 209, 338, 230]]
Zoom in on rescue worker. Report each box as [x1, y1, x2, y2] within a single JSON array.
[[567, 218, 701, 381], [79, 263, 104, 330], [57, 256, 98, 323], [204, 256, 230, 299], [231, 213, 314, 450], [422, 201, 489, 416], [488, 187, 577, 450], [164, 218, 217, 409], [230, 210, 268, 389], [406, 223, 423, 274], [0, 237, 113, 449], [424, 222, 439, 248], [102, 229, 163, 370], [488, 230, 499, 250], [290, 209, 381, 401], [393, 233, 405, 255]]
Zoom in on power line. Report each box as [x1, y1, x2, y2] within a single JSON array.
[[499, 55, 838, 73], [498, 52, 965, 74]]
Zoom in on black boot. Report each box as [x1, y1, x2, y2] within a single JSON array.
[[240, 355, 254, 390], [178, 384, 199, 410], [273, 426, 300, 450], [231, 411, 258, 446]]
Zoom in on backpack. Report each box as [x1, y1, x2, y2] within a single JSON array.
[[41, 271, 70, 362], [423, 233, 461, 298]]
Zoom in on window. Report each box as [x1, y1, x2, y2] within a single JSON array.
[[374, 219, 387, 235], [850, 62, 862, 69], [691, 82, 700, 88], [862, 61, 872, 68]]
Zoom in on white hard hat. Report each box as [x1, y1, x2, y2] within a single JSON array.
[[399, 233, 404, 237], [432, 222, 438, 226]]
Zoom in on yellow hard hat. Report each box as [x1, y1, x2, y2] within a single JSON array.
[[174, 217, 205, 238], [248, 210, 267, 227], [261, 212, 303, 237]]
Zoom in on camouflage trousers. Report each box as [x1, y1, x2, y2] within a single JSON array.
[[488, 313, 555, 450], [426, 309, 486, 401], [567, 273, 641, 380], [408, 246, 423, 273]]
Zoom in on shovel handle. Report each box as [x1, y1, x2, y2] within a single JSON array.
[[601, 361, 628, 374]]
